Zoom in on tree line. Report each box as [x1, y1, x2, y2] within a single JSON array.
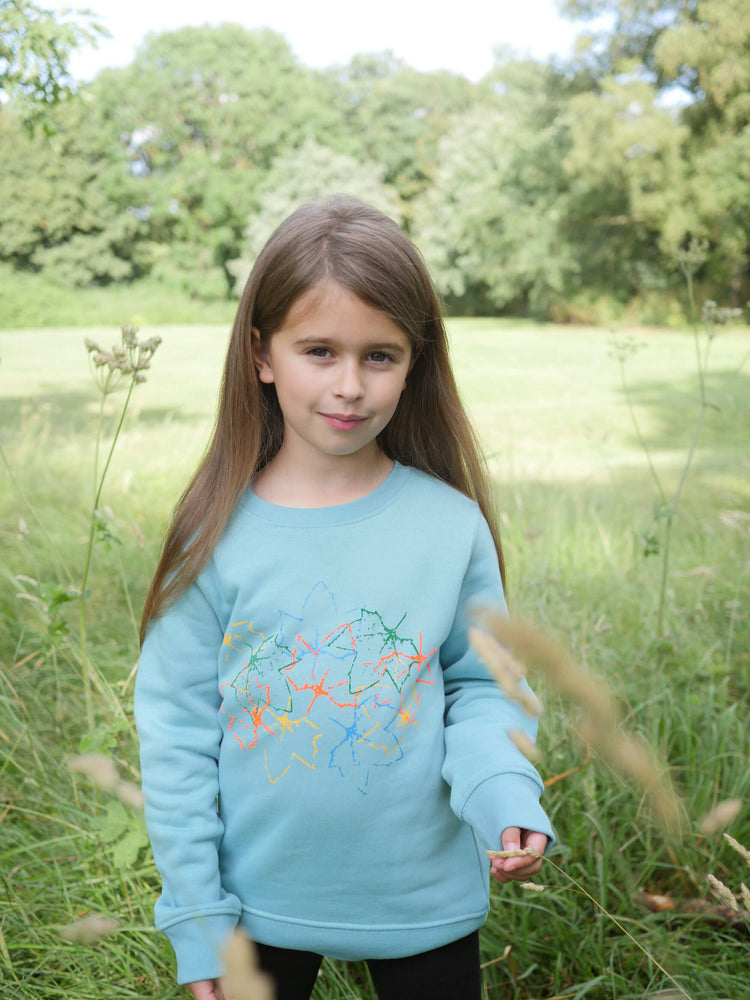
[[1, 0, 748, 321]]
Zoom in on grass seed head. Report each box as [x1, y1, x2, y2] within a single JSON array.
[[488, 848, 540, 860], [69, 753, 119, 791], [468, 625, 540, 717], [223, 930, 275, 1000], [699, 799, 742, 835], [116, 781, 145, 810], [472, 608, 684, 837], [723, 832, 750, 864], [509, 727, 541, 762], [69, 754, 145, 809], [707, 873, 739, 911], [60, 914, 120, 944]]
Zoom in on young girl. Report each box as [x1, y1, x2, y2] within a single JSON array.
[[135, 197, 553, 1000]]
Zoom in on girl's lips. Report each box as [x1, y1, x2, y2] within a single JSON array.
[[320, 413, 368, 431]]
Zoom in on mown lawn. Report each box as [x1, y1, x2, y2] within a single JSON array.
[[1, 320, 749, 999]]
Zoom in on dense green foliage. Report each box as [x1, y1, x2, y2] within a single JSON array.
[[1, 322, 749, 998], [0, 0, 106, 130], [1, 0, 749, 324]]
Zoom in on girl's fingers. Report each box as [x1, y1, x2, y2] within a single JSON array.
[[489, 829, 548, 883], [523, 831, 549, 856]]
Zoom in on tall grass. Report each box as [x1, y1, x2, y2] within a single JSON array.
[[1, 321, 749, 999]]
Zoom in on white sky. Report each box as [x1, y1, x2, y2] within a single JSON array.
[[57, 0, 584, 82]]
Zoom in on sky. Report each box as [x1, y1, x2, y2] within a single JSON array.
[[55, 0, 585, 82]]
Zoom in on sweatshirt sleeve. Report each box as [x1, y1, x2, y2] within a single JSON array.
[[440, 513, 554, 851], [134, 574, 242, 985]]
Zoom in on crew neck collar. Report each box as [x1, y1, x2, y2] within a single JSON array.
[[240, 461, 410, 526]]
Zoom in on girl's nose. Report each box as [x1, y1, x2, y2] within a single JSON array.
[[334, 361, 364, 400]]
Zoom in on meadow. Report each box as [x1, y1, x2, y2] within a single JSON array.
[[1, 319, 749, 1000]]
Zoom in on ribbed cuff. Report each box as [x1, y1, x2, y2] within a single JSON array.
[[460, 772, 555, 851], [162, 910, 241, 985]]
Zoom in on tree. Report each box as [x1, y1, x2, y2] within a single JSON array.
[[0, 98, 150, 284], [557, 0, 697, 88], [559, 0, 750, 121], [655, 0, 750, 130], [560, 73, 690, 298], [228, 140, 400, 294], [0, 0, 106, 129], [319, 53, 479, 208], [89, 25, 344, 296], [559, 0, 750, 304], [412, 59, 576, 315]]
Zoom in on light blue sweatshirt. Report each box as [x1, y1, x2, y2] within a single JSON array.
[[134, 462, 553, 985]]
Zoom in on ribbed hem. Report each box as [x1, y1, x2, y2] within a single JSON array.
[[238, 906, 488, 962]]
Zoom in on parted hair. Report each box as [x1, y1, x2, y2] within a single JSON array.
[[140, 196, 504, 644]]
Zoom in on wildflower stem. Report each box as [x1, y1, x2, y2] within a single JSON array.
[[654, 291, 714, 636], [617, 356, 666, 505], [94, 375, 136, 513], [617, 239, 737, 637], [78, 372, 138, 729], [91, 376, 108, 507]]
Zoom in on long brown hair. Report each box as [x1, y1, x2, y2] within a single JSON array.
[[140, 196, 504, 644]]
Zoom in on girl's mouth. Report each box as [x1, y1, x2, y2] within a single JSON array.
[[320, 413, 368, 431]]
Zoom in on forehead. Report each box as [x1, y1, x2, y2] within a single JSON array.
[[280, 282, 411, 348]]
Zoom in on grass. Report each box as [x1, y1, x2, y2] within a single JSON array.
[[1, 319, 749, 999]]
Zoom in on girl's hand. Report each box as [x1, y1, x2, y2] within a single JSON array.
[[186, 980, 228, 1000], [489, 827, 548, 884]]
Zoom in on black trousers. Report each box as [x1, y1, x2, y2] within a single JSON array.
[[255, 931, 482, 1000]]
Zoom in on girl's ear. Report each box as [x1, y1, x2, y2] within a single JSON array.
[[251, 327, 274, 384]]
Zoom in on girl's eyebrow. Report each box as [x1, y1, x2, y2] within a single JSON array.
[[294, 334, 408, 355]]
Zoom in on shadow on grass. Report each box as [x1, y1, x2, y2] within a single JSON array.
[[616, 367, 750, 457], [0, 389, 208, 439]]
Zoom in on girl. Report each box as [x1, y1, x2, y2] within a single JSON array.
[[135, 197, 553, 1000]]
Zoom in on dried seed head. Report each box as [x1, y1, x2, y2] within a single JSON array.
[[520, 882, 545, 892], [60, 914, 120, 944], [700, 799, 742, 835], [83, 325, 161, 394], [509, 727, 541, 762], [116, 781, 145, 810], [468, 626, 540, 717], [69, 755, 144, 809], [223, 929, 275, 1000], [69, 754, 119, 791], [487, 848, 539, 859], [723, 832, 750, 864], [472, 609, 684, 837], [707, 873, 739, 911], [476, 611, 615, 723], [673, 237, 709, 278]]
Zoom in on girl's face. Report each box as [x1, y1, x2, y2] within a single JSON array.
[[252, 282, 413, 468]]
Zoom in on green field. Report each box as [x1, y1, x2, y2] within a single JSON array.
[[1, 320, 749, 999]]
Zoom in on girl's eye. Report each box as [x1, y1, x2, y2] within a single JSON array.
[[368, 352, 393, 364], [307, 347, 331, 358]]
